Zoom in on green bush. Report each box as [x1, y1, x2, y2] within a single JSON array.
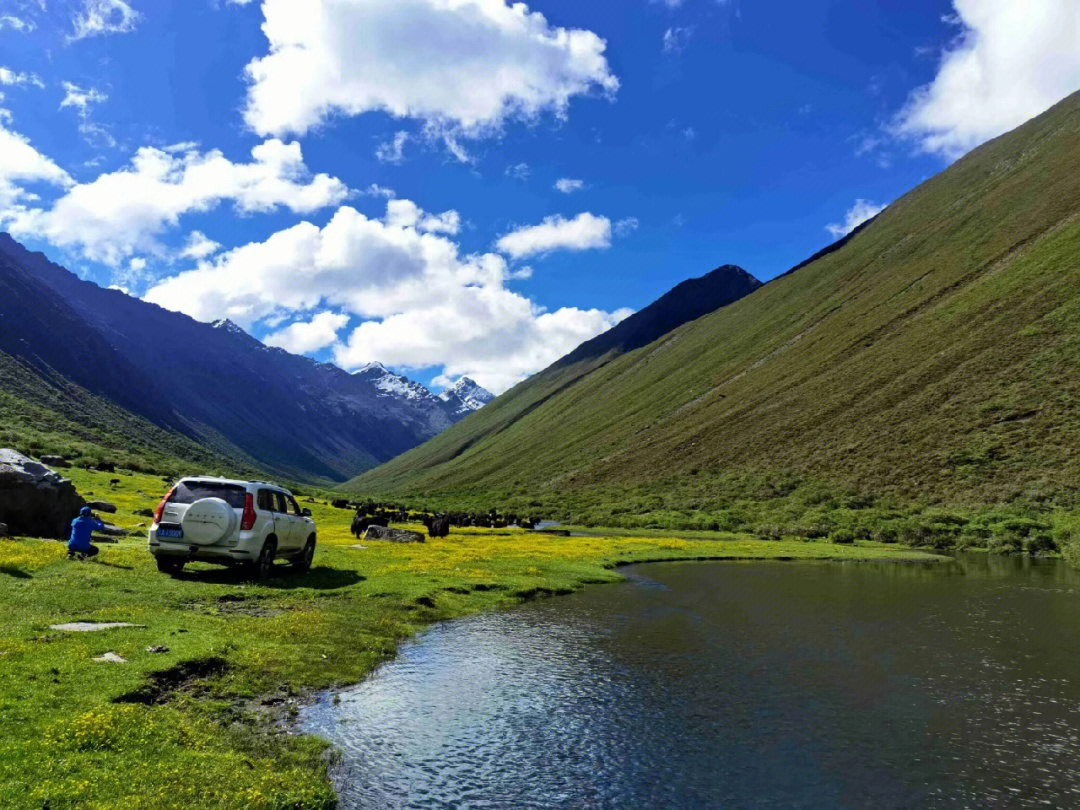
[[830, 529, 856, 545]]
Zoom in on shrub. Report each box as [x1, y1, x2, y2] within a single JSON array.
[[987, 533, 1024, 554], [830, 529, 856, 545], [1024, 533, 1058, 556]]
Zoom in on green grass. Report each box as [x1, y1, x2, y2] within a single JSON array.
[[347, 91, 1080, 526], [0, 469, 942, 809]]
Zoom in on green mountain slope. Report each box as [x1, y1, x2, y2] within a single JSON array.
[[348, 91, 1080, 519]]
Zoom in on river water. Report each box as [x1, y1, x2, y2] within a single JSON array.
[[299, 555, 1080, 809]]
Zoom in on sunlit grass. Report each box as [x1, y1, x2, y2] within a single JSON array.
[[0, 469, 942, 808]]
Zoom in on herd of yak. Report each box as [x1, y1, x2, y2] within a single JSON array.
[[336, 500, 539, 539]]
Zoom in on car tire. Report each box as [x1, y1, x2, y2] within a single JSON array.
[[248, 536, 277, 581], [156, 557, 185, 576], [291, 537, 315, 574]]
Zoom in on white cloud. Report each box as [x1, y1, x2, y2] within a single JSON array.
[[59, 81, 114, 147], [0, 68, 43, 88], [0, 123, 72, 210], [2, 138, 348, 265], [0, 15, 34, 32], [495, 212, 611, 259], [143, 200, 630, 393], [241, 0, 618, 140], [384, 198, 461, 234], [826, 199, 885, 238], [614, 216, 639, 237], [375, 130, 409, 163], [69, 0, 140, 41], [893, 0, 1080, 158], [554, 177, 584, 194], [506, 162, 530, 182], [663, 26, 693, 55], [179, 230, 221, 260], [265, 311, 349, 354]]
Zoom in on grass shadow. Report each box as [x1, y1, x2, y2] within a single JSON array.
[[0, 564, 31, 579], [177, 564, 364, 590]]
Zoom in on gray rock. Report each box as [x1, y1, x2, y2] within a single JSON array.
[[97, 522, 126, 537], [86, 501, 117, 514], [39, 455, 71, 468], [0, 523, 7, 538], [0, 449, 85, 540], [363, 525, 425, 544], [133, 508, 154, 517], [93, 652, 127, 664]]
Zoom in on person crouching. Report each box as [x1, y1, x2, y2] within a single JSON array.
[[68, 506, 105, 560]]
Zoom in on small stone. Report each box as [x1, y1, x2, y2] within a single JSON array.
[[86, 501, 117, 514], [350, 544, 368, 550], [146, 645, 169, 654], [93, 652, 127, 664]]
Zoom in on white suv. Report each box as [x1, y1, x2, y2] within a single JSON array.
[[148, 477, 316, 578]]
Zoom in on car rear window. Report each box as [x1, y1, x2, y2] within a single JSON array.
[[170, 481, 247, 509]]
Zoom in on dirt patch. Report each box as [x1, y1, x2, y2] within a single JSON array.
[[115, 656, 229, 705]]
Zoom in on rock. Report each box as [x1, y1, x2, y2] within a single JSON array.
[[39, 455, 71, 468], [350, 544, 368, 550], [0, 523, 6, 538], [93, 652, 127, 664], [0, 449, 85, 540], [50, 622, 143, 632], [96, 462, 116, 473], [87, 501, 117, 514], [146, 645, 169, 654], [363, 525, 425, 544], [133, 508, 154, 518], [98, 523, 126, 537]]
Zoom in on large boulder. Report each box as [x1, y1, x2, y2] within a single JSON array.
[[0, 449, 85, 539], [363, 525, 425, 544]]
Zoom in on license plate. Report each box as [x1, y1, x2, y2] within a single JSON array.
[[158, 527, 184, 539]]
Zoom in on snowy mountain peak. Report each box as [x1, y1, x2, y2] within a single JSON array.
[[353, 361, 434, 403], [438, 376, 494, 416], [212, 318, 248, 337]]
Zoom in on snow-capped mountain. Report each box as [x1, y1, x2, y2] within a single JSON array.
[[354, 361, 439, 403], [438, 376, 495, 417]]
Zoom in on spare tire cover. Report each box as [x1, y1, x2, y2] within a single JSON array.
[[180, 498, 236, 545]]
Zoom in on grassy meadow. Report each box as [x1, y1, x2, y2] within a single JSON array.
[[0, 468, 943, 809]]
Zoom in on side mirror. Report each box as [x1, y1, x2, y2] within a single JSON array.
[[301, 508, 312, 517]]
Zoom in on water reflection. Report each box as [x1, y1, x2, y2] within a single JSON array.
[[301, 555, 1080, 809]]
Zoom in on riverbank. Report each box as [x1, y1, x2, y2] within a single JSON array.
[[0, 469, 943, 809]]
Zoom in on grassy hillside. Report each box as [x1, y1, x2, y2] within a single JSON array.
[[0, 351, 256, 477], [348, 91, 1080, 526]]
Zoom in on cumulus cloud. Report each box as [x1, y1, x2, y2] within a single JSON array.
[[179, 230, 221, 260], [69, 0, 140, 41], [826, 199, 885, 238], [2, 138, 348, 265], [241, 0, 618, 140], [893, 0, 1080, 158], [495, 212, 611, 259], [0, 123, 72, 210], [143, 200, 631, 393], [265, 310, 349, 354], [554, 177, 584, 194]]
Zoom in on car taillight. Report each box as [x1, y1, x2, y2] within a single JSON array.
[[153, 486, 175, 525], [240, 493, 256, 531]]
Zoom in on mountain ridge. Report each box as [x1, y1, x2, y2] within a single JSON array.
[[0, 235, 489, 482], [347, 90, 1080, 520]]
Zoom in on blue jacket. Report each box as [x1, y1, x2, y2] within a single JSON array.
[[69, 515, 105, 552]]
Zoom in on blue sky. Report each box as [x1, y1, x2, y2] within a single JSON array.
[[1, 0, 1078, 392]]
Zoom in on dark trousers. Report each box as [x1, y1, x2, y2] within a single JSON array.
[[69, 544, 100, 559]]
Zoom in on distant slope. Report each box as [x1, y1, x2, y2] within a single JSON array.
[[0, 236, 482, 482], [349, 91, 1080, 513], [344, 263, 763, 493]]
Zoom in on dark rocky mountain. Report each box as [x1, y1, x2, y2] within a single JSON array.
[[555, 264, 762, 367], [0, 234, 486, 483]]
